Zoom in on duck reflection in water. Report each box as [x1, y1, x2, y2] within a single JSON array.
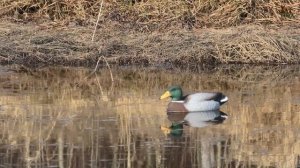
[[160, 110, 228, 137]]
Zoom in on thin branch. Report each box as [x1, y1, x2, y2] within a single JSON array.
[[92, 0, 104, 42]]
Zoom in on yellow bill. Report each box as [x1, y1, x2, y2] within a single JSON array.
[[160, 126, 171, 135], [160, 91, 171, 100]]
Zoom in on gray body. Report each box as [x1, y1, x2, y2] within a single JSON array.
[[167, 92, 228, 112]]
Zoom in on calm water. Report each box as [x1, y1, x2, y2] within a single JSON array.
[[0, 65, 300, 168]]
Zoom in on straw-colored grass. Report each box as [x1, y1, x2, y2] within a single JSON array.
[[0, 1, 299, 67], [0, 20, 299, 67], [0, 0, 299, 29]]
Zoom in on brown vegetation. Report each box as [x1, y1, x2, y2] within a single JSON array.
[[0, 1, 299, 68], [0, 21, 299, 68], [0, 0, 299, 29]]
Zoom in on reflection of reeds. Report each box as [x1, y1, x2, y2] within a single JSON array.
[[111, 65, 300, 167], [0, 66, 300, 167]]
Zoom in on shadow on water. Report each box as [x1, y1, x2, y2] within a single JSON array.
[[0, 65, 300, 167]]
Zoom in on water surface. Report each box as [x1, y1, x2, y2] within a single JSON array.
[[0, 66, 300, 168]]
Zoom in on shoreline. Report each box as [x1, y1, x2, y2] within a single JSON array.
[[0, 20, 299, 69]]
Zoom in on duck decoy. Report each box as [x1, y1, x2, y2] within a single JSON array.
[[160, 86, 228, 112]]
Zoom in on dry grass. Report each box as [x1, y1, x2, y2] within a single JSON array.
[[0, 1, 299, 68], [0, 0, 299, 29], [0, 20, 299, 68], [215, 26, 300, 64]]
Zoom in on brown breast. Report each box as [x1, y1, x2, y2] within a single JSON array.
[[167, 113, 188, 122], [167, 102, 188, 112]]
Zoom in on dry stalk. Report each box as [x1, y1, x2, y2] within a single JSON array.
[[92, 0, 104, 42]]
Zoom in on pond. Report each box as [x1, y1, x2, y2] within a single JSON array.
[[0, 65, 300, 168]]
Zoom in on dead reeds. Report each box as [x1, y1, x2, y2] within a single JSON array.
[[0, 1, 299, 68], [0, 0, 299, 29]]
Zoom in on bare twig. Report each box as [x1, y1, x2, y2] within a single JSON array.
[[92, 0, 104, 42]]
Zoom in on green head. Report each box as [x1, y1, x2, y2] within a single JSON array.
[[160, 122, 184, 137], [160, 86, 183, 101]]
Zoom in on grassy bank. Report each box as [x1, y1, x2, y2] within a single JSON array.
[[0, 21, 299, 68], [0, 1, 299, 68]]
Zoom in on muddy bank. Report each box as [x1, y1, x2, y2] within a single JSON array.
[[0, 21, 299, 69]]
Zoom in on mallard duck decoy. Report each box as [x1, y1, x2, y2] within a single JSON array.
[[160, 86, 228, 112]]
